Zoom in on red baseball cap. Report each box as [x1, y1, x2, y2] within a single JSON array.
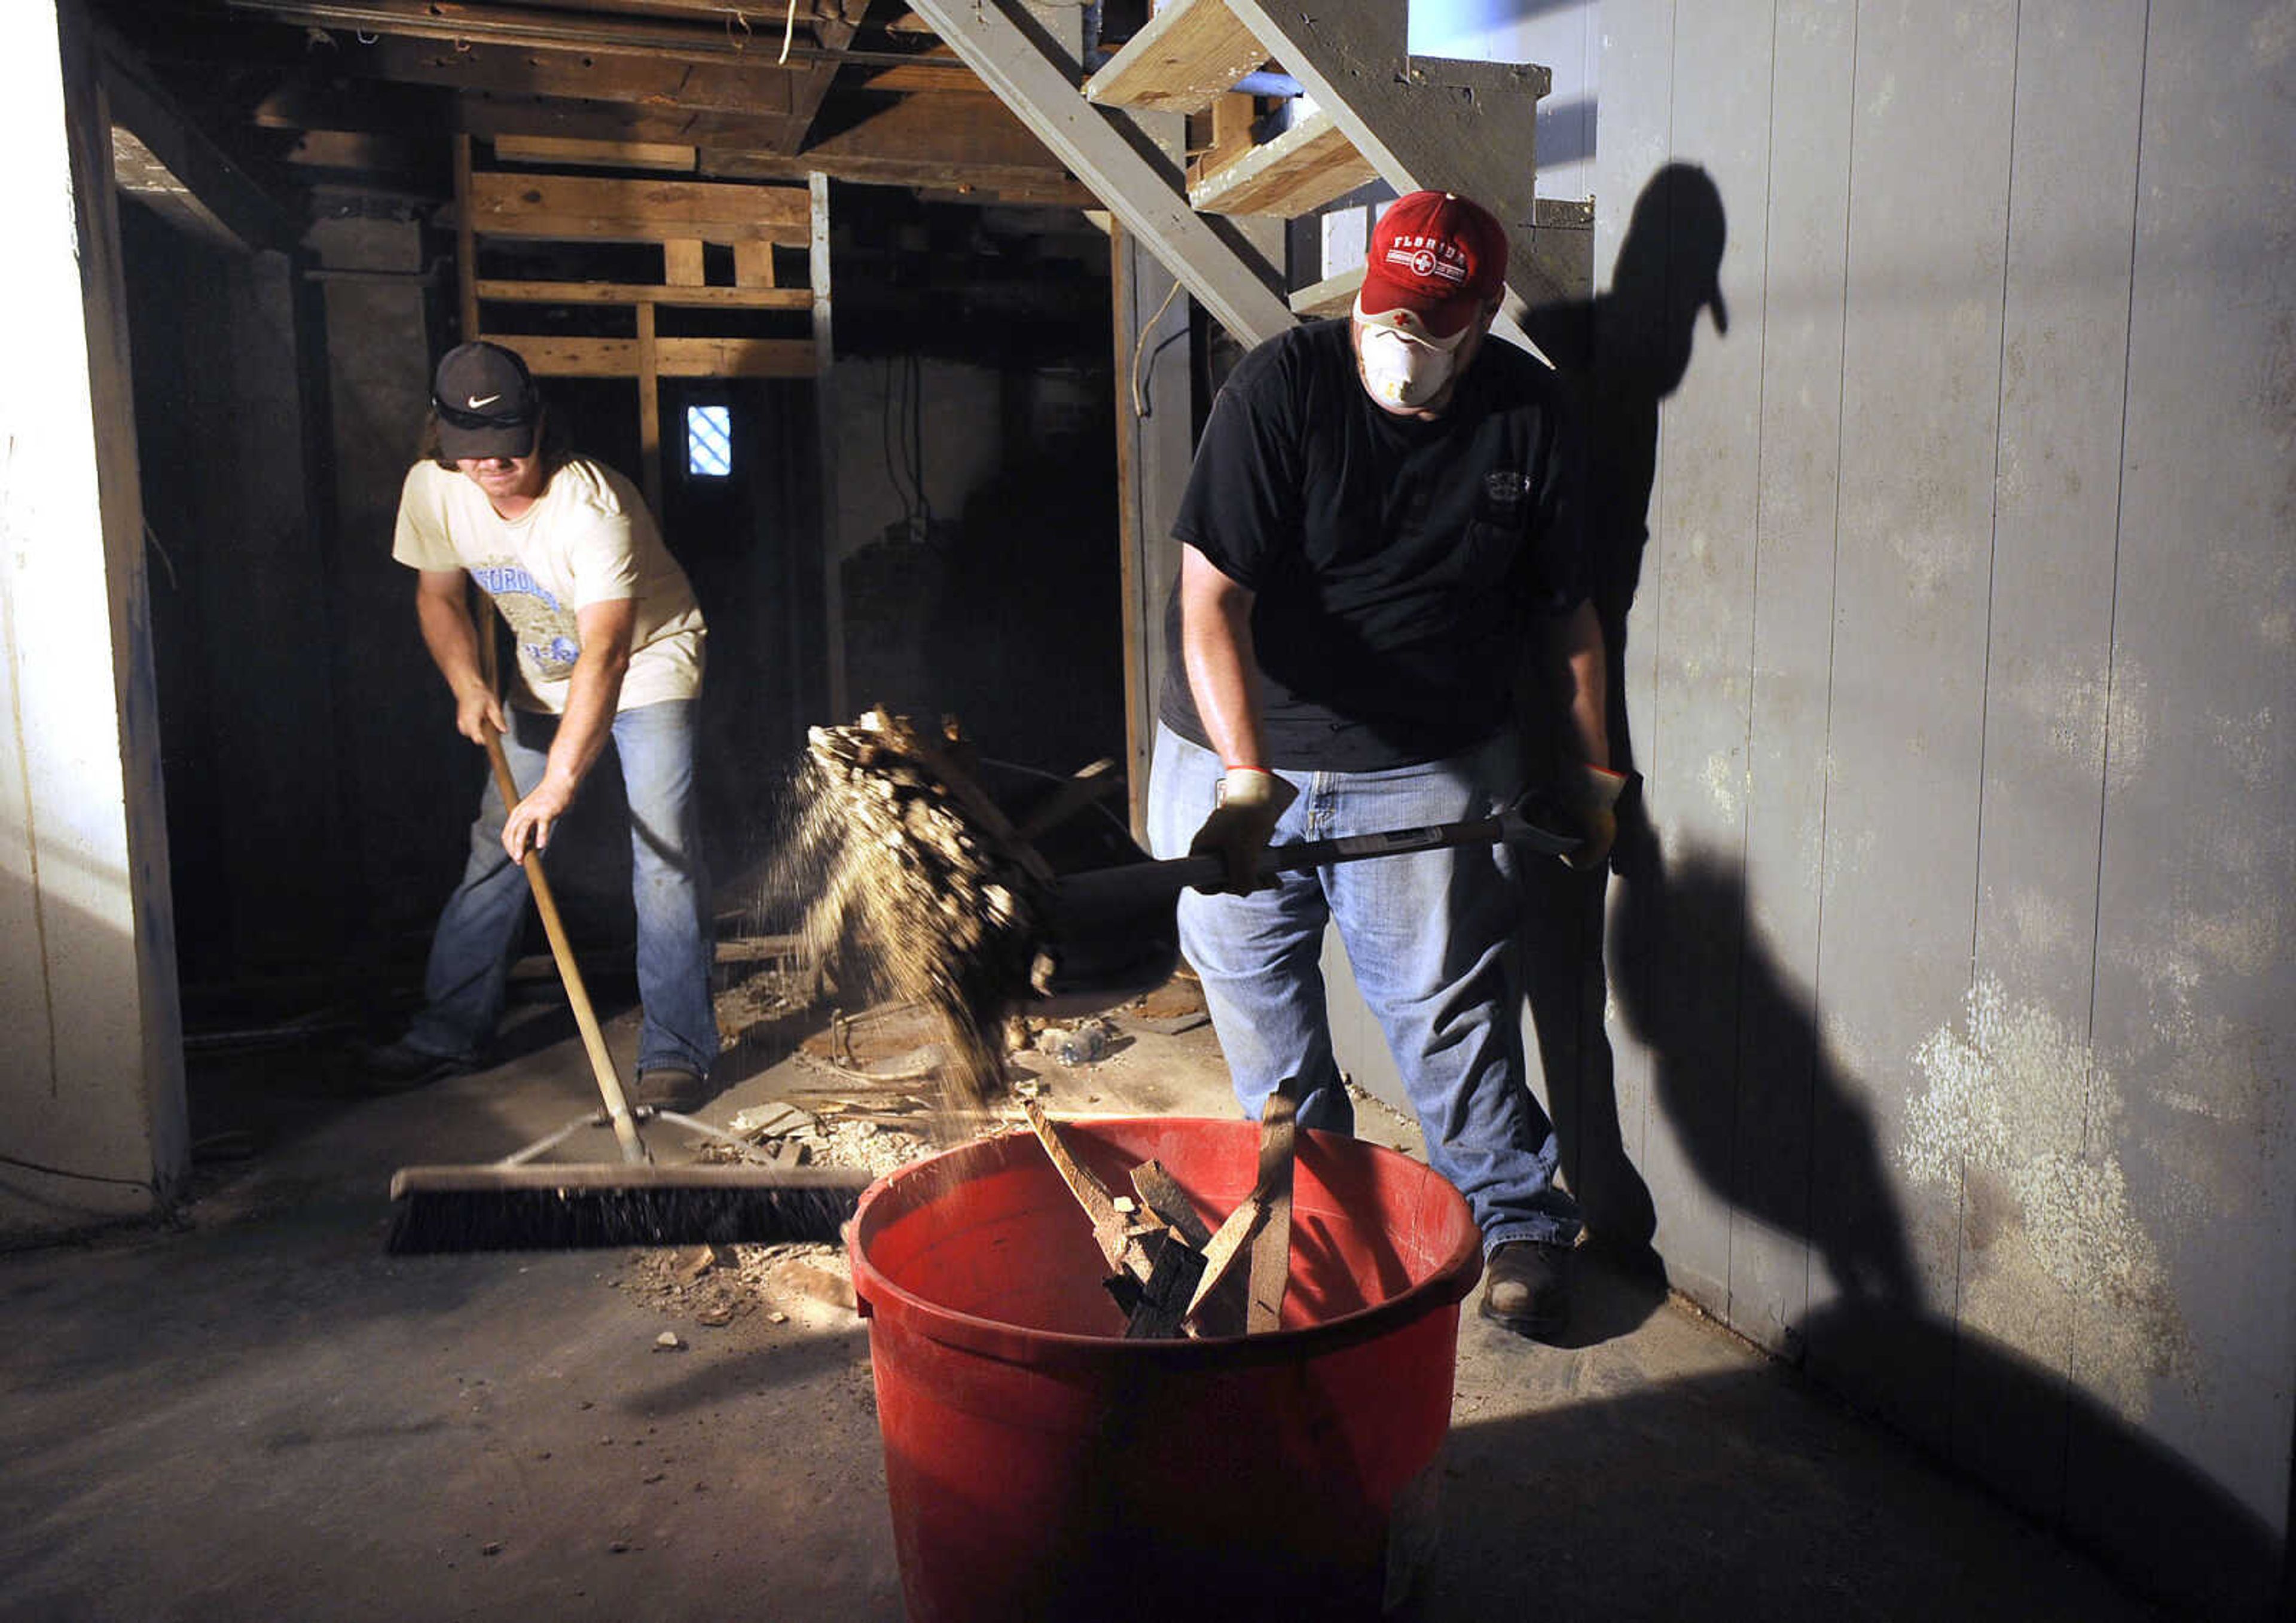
[[1354, 190, 1509, 343]]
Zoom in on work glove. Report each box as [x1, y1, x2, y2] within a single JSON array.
[[1188, 767, 1298, 895], [1564, 763, 1629, 871]]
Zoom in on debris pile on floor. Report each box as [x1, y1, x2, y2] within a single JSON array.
[[620, 1239, 862, 1332], [773, 709, 1056, 1111]]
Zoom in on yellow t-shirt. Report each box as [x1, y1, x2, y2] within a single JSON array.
[[391, 458, 705, 713]]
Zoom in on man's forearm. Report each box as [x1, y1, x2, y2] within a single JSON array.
[[1178, 547, 1268, 769], [414, 587, 487, 702], [541, 646, 628, 795], [1553, 599, 1610, 770]]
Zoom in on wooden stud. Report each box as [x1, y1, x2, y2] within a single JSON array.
[[808, 168, 846, 725], [453, 133, 478, 341], [734, 239, 776, 288], [662, 239, 706, 286], [636, 301, 661, 516]]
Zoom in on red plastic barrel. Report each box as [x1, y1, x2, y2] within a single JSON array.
[[847, 1116, 1482, 1623]]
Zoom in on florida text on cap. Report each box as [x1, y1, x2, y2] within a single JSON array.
[[1354, 191, 1509, 343]]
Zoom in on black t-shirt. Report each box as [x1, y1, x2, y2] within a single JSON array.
[[1158, 319, 1589, 770]]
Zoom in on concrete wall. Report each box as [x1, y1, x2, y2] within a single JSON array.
[[1550, 1, 2292, 1612], [0, 0, 186, 1235], [828, 352, 1126, 777]]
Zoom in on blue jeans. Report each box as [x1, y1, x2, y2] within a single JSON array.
[[405, 700, 716, 1078], [1147, 725, 1580, 1252]]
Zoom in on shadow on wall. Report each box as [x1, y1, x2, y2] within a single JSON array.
[[1512, 163, 2285, 1619]]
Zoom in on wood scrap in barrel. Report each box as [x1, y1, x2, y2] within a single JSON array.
[[1244, 1086, 1300, 1333]]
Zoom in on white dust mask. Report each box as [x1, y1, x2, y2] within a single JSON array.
[[1359, 326, 1455, 409]]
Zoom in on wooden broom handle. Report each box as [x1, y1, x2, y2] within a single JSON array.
[[478, 598, 648, 1165]]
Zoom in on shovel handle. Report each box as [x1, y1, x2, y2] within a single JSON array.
[[1052, 795, 1581, 915]]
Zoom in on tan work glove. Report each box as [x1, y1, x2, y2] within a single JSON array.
[[1565, 763, 1629, 871], [1188, 767, 1299, 895]]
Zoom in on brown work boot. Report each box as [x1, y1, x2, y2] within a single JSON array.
[[634, 1066, 708, 1113], [1479, 1240, 1573, 1342]]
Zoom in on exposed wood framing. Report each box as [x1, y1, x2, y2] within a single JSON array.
[[453, 133, 478, 338], [663, 239, 705, 286], [487, 335, 819, 379], [903, 0, 1292, 346], [224, 0, 845, 63], [809, 172, 847, 722], [464, 173, 811, 243], [249, 77, 1088, 200], [96, 31, 297, 252], [701, 90, 1091, 205], [492, 136, 698, 172], [474, 279, 813, 310], [108, 127, 248, 253]]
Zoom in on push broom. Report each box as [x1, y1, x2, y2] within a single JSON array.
[[384, 629, 870, 1255]]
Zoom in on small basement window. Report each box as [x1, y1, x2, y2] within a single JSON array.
[[686, 404, 732, 478]]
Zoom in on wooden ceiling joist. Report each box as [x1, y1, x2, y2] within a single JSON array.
[[97, 30, 298, 252], [706, 89, 1089, 205], [326, 37, 819, 121], [252, 78, 807, 154], [223, 0, 841, 63], [491, 136, 697, 172]]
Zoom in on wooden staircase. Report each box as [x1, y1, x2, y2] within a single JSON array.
[[1082, 0, 1375, 316], [906, 0, 1565, 348]]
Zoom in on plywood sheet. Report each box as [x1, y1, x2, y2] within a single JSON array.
[[1634, 0, 1776, 1316], [1736, 0, 1857, 1362], [1803, 0, 2019, 1454], [2067, 4, 2296, 1607], [1948, 0, 2146, 1521]]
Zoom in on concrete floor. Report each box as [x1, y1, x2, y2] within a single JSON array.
[[0, 978, 2167, 1622]]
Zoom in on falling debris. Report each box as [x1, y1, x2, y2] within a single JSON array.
[[773, 709, 1057, 1111]]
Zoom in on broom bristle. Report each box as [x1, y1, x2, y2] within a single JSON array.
[[384, 1164, 874, 1255]]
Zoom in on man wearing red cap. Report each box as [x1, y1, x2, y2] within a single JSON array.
[[1146, 191, 1624, 1340], [358, 341, 717, 1113]]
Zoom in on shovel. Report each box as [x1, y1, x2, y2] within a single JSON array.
[[1028, 790, 1582, 1017]]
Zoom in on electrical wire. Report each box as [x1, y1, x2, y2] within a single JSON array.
[[880, 353, 933, 539], [1131, 274, 1187, 419]]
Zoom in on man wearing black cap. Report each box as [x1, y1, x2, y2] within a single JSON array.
[[360, 341, 716, 1111], [1146, 191, 1623, 1341]]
